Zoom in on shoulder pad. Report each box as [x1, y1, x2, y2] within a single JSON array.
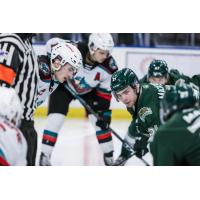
[[169, 68, 181, 75], [141, 83, 165, 100], [141, 84, 150, 89], [38, 55, 51, 80], [101, 56, 118, 74]]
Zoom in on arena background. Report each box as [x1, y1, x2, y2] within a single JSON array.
[[33, 33, 200, 119]]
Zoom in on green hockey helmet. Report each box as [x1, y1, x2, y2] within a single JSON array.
[[111, 68, 139, 99], [161, 83, 199, 121], [148, 59, 168, 78]]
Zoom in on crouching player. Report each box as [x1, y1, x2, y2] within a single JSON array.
[[150, 83, 200, 166], [110, 68, 165, 165]]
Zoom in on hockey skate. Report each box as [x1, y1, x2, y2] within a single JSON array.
[[103, 155, 114, 166], [112, 155, 128, 166], [39, 152, 52, 166]]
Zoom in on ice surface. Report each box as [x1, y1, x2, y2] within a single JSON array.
[[35, 118, 153, 166]]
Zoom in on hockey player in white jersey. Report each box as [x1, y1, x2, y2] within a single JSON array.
[[36, 42, 83, 107], [39, 33, 118, 166], [0, 87, 27, 166]]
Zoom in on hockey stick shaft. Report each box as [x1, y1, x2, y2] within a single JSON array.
[[64, 83, 150, 166]]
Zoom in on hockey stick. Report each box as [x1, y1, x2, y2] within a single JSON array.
[[64, 83, 150, 166]]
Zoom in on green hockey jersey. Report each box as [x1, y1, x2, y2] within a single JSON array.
[[150, 107, 200, 166], [127, 83, 164, 137]]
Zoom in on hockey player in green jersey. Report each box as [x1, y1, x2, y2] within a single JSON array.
[[150, 83, 200, 166], [110, 68, 165, 165], [140, 59, 200, 88]]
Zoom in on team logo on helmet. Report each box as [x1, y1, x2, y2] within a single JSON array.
[[148, 59, 168, 78]]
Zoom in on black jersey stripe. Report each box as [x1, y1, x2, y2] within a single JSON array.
[[0, 34, 27, 54]]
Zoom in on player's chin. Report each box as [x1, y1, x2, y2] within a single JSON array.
[[98, 59, 105, 63], [126, 102, 133, 108], [59, 78, 65, 83]]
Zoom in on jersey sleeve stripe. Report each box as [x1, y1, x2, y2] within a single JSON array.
[[0, 64, 16, 85], [96, 91, 112, 101], [0, 149, 10, 166], [96, 131, 112, 140], [43, 135, 57, 143], [0, 156, 10, 166]]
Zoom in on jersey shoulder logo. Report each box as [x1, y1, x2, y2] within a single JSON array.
[[39, 62, 50, 76], [0, 49, 8, 58], [138, 107, 152, 122]]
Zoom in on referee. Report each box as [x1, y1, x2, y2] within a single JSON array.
[[0, 33, 39, 166]]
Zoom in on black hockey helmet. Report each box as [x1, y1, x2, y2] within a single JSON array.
[[148, 59, 168, 79]]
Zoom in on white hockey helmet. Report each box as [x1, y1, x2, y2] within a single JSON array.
[[88, 33, 114, 55], [50, 42, 83, 73], [46, 37, 65, 57], [0, 87, 22, 127]]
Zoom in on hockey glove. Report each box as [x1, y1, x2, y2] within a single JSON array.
[[133, 136, 149, 158], [96, 110, 112, 130]]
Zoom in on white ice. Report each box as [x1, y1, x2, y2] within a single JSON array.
[[35, 118, 153, 166]]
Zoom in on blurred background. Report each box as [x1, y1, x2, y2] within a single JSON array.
[[34, 33, 200, 120], [33, 33, 200, 48]]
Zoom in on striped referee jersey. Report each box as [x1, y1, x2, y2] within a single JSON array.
[[0, 33, 39, 120]]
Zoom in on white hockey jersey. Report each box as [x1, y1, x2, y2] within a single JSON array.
[[69, 42, 118, 98], [36, 78, 59, 107], [36, 55, 59, 107], [69, 61, 116, 95], [0, 117, 27, 166], [36, 39, 118, 107]]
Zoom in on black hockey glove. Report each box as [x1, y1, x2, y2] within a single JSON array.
[[96, 110, 112, 130], [133, 135, 149, 158]]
